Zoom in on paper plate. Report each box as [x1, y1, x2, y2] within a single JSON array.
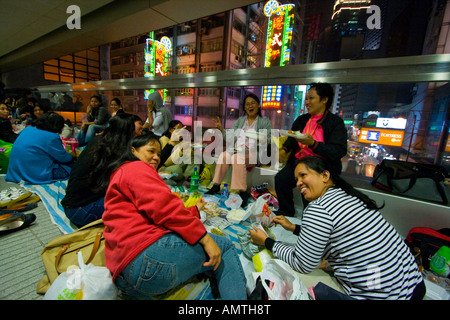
[[280, 130, 307, 140], [245, 131, 260, 140]]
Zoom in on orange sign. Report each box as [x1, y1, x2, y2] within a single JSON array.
[[358, 127, 404, 147], [446, 135, 450, 152]]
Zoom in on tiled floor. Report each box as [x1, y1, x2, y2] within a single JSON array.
[[0, 176, 63, 300]]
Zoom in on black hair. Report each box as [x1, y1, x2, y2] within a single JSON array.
[[107, 133, 162, 176], [30, 103, 48, 120], [132, 114, 142, 123], [242, 93, 262, 116], [111, 98, 121, 106], [90, 95, 102, 104], [296, 156, 384, 210], [88, 113, 136, 193], [309, 82, 334, 110], [35, 112, 65, 134], [162, 119, 183, 138]]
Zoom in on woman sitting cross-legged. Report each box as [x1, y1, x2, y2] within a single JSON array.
[[102, 133, 247, 300], [6, 112, 75, 184], [250, 156, 425, 300]]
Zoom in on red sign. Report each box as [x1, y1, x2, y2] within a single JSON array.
[[306, 13, 321, 41]]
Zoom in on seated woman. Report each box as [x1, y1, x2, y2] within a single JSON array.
[[275, 82, 347, 216], [102, 133, 247, 300], [6, 112, 75, 184], [25, 102, 48, 126], [110, 98, 125, 117], [132, 114, 144, 136], [206, 93, 272, 207], [250, 156, 425, 300], [0, 102, 18, 143], [61, 113, 136, 228], [158, 120, 196, 181], [77, 95, 111, 146]]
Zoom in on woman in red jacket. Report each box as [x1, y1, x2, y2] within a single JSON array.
[[102, 133, 247, 300]]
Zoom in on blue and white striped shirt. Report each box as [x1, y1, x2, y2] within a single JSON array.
[[272, 187, 423, 300]]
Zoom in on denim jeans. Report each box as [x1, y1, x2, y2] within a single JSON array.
[[313, 282, 355, 300], [64, 197, 104, 228], [115, 232, 247, 300], [77, 124, 106, 146]]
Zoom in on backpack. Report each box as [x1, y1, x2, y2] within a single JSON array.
[[405, 227, 450, 271], [36, 219, 106, 294]]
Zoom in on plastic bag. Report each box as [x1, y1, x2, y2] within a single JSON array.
[[44, 251, 117, 300], [246, 196, 276, 227], [224, 192, 242, 209], [260, 259, 310, 300]]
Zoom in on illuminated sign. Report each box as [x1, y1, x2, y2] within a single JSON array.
[[332, 0, 372, 20], [144, 32, 171, 100], [376, 117, 407, 130], [262, 1, 295, 108], [446, 135, 450, 152], [359, 127, 405, 147]]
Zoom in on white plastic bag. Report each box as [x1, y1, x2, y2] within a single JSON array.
[[224, 192, 242, 209], [260, 259, 310, 300], [44, 251, 118, 300], [245, 195, 275, 226]]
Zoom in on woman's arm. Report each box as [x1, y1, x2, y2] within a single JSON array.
[[94, 107, 110, 125], [48, 134, 74, 163]]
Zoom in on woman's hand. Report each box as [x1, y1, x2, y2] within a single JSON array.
[[278, 149, 289, 163], [213, 116, 223, 131], [249, 226, 268, 246], [199, 234, 222, 271], [195, 197, 206, 212], [296, 133, 315, 147], [272, 215, 296, 232]]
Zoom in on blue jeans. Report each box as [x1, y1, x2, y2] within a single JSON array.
[[115, 233, 247, 300], [64, 197, 104, 228], [77, 124, 106, 146]]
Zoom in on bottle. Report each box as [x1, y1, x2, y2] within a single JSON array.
[[221, 183, 229, 204], [190, 167, 200, 192]]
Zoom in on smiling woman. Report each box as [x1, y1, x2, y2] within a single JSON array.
[[206, 93, 273, 207], [274, 82, 348, 216], [250, 156, 426, 300]]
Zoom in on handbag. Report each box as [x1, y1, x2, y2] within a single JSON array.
[[36, 219, 106, 294], [405, 227, 450, 271], [371, 160, 449, 204]]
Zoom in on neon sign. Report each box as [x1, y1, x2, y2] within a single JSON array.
[[144, 32, 172, 100], [262, 1, 295, 108]]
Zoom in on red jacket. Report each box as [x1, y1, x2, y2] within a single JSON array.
[[103, 161, 206, 281]]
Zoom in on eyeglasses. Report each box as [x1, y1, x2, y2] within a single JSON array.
[[245, 101, 258, 107]]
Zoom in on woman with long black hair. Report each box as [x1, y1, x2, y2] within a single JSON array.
[[250, 156, 425, 300], [62, 113, 136, 228]]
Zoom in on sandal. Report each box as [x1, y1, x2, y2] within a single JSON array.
[[0, 187, 33, 209], [0, 213, 36, 236], [0, 194, 40, 210]]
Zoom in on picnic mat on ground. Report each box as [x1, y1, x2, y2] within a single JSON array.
[[20, 179, 256, 300], [21, 179, 78, 234]]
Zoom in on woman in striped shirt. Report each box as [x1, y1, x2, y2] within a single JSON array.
[[250, 156, 425, 300]]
